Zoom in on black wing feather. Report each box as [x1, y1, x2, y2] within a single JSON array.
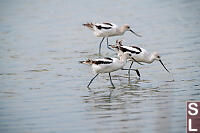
[[95, 25, 112, 30], [119, 46, 141, 54]]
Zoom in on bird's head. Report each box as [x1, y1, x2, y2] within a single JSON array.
[[122, 24, 142, 37], [152, 52, 161, 61], [123, 24, 131, 31], [152, 52, 170, 73]]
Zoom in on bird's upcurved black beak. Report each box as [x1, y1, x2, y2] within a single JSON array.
[[130, 29, 142, 37], [159, 60, 170, 73]]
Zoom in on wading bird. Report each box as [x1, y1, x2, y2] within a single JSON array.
[[110, 40, 170, 79], [83, 22, 141, 55], [79, 52, 139, 88]]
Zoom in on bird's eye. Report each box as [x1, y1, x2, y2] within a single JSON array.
[[129, 54, 132, 56], [157, 56, 160, 58]]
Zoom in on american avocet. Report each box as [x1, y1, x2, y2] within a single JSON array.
[[80, 52, 136, 88], [110, 40, 170, 78], [83, 22, 142, 55]]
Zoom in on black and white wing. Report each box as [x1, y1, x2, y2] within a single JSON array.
[[94, 22, 117, 31], [120, 46, 142, 54], [92, 57, 113, 65]]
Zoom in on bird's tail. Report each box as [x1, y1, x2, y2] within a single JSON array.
[[82, 23, 94, 30], [79, 59, 93, 65], [109, 44, 118, 49]]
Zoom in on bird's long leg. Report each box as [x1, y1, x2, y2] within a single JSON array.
[[106, 37, 114, 51], [99, 37, 105, 55], [121, 68, 141, 78], [87, 74, 99, 88], [128, 61, 134, 79], [109, 73, 115, 88]]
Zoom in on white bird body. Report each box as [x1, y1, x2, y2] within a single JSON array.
[[93, 23, 119, 37], [83, 22, 130, 37], [92, 59, 120, 73], [83, 22, 141, 54], [81, 53, 131, 74], [80, 52, 133, 88], [117, 45, 154, 63], [110, 40, 170, 73]]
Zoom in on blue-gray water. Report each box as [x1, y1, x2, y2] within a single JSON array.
[[0, 0, 200, 133]]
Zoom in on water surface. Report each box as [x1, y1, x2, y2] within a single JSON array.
[[0, 0, 200, 133]]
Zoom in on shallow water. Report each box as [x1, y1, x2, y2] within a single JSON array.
[[0, 0, 200, 133]]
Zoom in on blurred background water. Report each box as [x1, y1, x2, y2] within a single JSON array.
[[0, 0, 200, 133]]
